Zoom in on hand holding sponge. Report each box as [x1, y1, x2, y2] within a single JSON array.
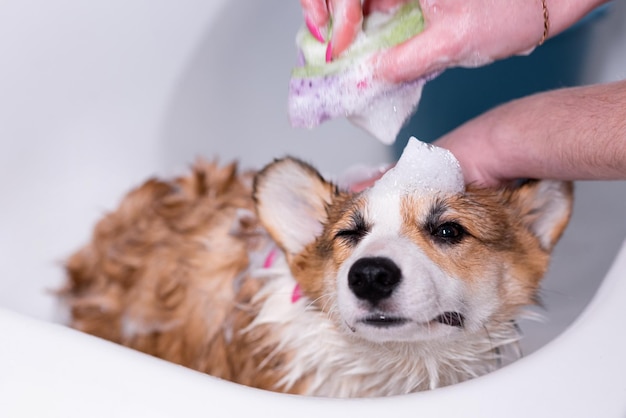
[[288, 1, 429, 144]]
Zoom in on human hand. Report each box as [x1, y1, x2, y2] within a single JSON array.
[[339, 80, 626, 190], [300, 0, 599, 83], [299, 0, 407, 62]]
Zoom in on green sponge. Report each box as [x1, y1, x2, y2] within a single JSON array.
[[288, 2, 428, 144]]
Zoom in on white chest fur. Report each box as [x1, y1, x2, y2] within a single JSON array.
[[245, 259, 521, 398]]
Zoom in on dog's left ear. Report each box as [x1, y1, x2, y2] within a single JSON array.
[[511, 180, 574, 251], [253, 158, 336, 255]]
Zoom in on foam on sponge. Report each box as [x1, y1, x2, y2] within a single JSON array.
[[288, 1, 427, 145]]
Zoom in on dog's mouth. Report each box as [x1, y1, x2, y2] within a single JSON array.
[[360, 314, 408, 328], [359, 311, 465, 329]]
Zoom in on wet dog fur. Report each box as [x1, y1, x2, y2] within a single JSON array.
[[60, 157, 573, 397]]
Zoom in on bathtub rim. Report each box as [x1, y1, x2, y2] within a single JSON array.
[[1, 238, 625, 418]]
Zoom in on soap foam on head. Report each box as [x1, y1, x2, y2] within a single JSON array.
[[372, 137, 465, 195]]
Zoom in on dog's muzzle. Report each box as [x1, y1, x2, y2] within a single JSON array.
[[348, 257, 402, 306]]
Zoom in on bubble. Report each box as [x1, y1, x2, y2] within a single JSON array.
[[372, 137, 465, 195]]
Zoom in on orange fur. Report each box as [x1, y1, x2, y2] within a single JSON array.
[[62, 161, 284, 390]]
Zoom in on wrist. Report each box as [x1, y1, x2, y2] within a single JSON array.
[[540, 0, 610, 40]]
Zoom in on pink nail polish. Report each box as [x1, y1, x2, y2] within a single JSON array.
[[305, 16, 325, 43], [325, 41, 333, 63]]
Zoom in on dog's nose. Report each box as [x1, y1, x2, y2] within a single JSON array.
[[348, 257, 402, 305]]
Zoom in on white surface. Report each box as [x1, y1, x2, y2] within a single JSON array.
[[1, 242, 625, 418], [1, 1, 626, 417], [0, 0, 392, 322]]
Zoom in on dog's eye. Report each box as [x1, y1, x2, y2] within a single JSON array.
[[334, 227, 368, 246], [334, 211, 369, 246], [432, 222, 465, 244]]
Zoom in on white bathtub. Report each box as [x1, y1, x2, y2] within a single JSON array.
[[1, 1, 625, 416]]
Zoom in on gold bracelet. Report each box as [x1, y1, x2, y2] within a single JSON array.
[[538, 0, 550, 46]]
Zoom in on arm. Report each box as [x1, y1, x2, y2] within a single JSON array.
[[434, 80, 626, 186]]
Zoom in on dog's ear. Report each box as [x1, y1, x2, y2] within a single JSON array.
[[511, 180, 574, 251], [253, 158, 336, 255]]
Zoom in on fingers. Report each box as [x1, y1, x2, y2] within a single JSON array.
[[300, 0, 362, 58], [300, 0, 330, 29], [328, 0, 413, 59], [300, 0, 411, 61], [433, 126, 502, 187], [328, 0, 363, 59], [363, 0, 407, 14], [372, 37, 430, 83], [373, 24, 454, 83]]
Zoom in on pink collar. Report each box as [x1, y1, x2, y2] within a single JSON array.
[[263, 248, 302, 303], [290, 283, 302, 304]]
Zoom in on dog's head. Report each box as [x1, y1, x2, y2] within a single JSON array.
[[253, 153, 572, 344]]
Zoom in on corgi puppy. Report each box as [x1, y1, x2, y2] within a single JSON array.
[[60, 139, 573, 398]]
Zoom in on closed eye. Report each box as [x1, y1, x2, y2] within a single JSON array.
[[334, 212, 369, 246], [431, 221, 466, 244]]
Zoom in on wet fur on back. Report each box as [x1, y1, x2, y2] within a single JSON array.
[[60, 158, 573, 397]]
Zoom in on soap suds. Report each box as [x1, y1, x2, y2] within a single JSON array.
[[372, 137, 465, 195], [288, 2, 427, 144]]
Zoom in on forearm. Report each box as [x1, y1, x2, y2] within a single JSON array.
[[435, 80, 626, 185]]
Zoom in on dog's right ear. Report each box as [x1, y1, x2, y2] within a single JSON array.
[[253, 158, 336, 255], [510, 179, 574, 251]]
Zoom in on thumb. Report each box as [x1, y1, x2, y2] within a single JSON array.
[[328, 0, 363, 59], [373, 25, 455, 83]]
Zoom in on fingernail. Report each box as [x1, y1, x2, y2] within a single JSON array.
[[325, 41, 333, 63], [305, 15, 325, 43]]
